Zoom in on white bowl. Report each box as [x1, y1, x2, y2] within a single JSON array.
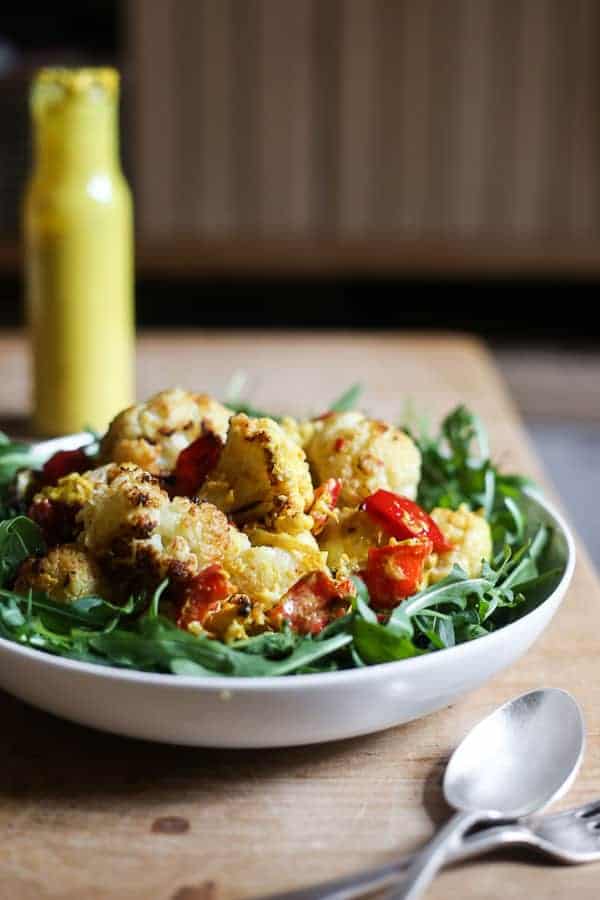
[[0, 492, 574, 747]]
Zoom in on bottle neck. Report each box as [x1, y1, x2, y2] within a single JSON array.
[[30, 69, 122, 179], [34, 104, 120, 179]]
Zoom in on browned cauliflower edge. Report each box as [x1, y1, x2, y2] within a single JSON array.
[[200, 413, 314, 534], [14, 544, 108, 603], [99, 388, 232, 475]]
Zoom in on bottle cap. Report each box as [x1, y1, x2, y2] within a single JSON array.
[[31, 68, 119, 115]]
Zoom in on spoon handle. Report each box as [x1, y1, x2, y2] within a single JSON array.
[[252, 820, 531, 900], [382, 809, 488, 900]]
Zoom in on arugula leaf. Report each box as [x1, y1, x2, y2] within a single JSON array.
[[169, 659, 219, 677], [351, 575, 377, 623], [149, 579, 169, 618], [350, 575, 420, 663], [0, 433, 40, 480], [267, 633, 353, 675], [0, 588, 137, 634], [0, 517, 45, 586], [408, 405, 536, 556], [92, 615, 353, 677], [315, 613, 354, 640], [223, 373, 283, 421], [353, 617, 421, 664], [328, 383, 363, 412], [231, 627, 297, 657]]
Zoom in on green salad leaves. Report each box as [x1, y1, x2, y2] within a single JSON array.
[[0, 564, 352, 677], [0, 433, 40, 520], [0, 404, 561, 677], [410, 405, 535, 550], [0, 516, 45, 586]]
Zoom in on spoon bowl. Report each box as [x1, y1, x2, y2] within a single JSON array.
[[386, 688, 585, 900], [444, 688, 585, 817]]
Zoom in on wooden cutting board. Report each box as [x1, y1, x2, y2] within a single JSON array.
[[0, 331, 599, 900]]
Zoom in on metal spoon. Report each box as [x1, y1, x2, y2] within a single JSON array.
[[257, 799, 600, 900], [383, 688, 585, 900]]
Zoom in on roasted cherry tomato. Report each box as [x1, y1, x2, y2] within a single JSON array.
[[174, 433, 222, 497], [310, 477, 342, 535], [176, 564, 233, 630], [363, 490, 453, 553], [362, 538, 433, 609], [270, 571, 354, 636], [42, 448, 89, 485], [28, 496, 79, 546]]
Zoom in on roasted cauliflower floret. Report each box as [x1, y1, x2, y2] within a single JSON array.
[[318, 507, 389, 576], [157, 495, 235, 578], [14, 544, 106, 603], [280, 416, 316, 449], [425, 506, 492, 584], [77, 463, 165, 558], [99, 388, 232, 475], [199, 413, 314, 533], [78, 463, 238, 584], [223, 527, 326, 608], [305, 412, 421, 507]]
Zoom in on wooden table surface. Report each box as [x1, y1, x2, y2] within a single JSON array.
[[0, 330, 599, 900]]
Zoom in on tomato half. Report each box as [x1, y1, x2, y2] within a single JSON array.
[[28, 497, 79, 546], [270, 571, 354, 636], [363, 490, 453, 552], [362, 538, 433, 609], [174, 433, 222, 497], [176, 564, 233, 630], [42, 448, 89, 485]]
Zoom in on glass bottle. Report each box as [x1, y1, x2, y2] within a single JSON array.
[[24, 67, 134, 435]]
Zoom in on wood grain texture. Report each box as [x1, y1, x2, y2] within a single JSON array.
[[0, 331, 599, 900], [129, 0, 600, 241], [567, 0, 600, 234], [483, 0, 520, 231], [231, 0, 260, 232], [257, 0, 314, 232], [128, 0, 178, 236], [338, 0, 377, 233], [393, 0, 433, 230], [454, 0, 493, 231], [174, 0, 236, 233], [172, 0, 204, 232], [512, 0, 551, 234], [312, 0, 341, 233]]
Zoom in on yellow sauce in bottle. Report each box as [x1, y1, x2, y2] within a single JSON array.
[[24, 68, 134, 435]]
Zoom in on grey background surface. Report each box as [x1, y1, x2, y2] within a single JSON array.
[[527, 421, 600, 565], [494, 345, 599, 566]]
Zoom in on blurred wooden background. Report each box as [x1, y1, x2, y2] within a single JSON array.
[[129, 0, 600, 243], [2, 0, 600, 280]]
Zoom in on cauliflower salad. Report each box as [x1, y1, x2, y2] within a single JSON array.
[[0, 387, 559, 677]]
